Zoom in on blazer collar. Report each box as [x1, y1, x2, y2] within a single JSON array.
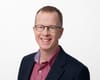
[[46, 46, 67, 80]]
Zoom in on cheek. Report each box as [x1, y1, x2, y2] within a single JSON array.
[[34, 32, 40, 40], [55, 32, 62, 40], [52, 33, 60, 40]]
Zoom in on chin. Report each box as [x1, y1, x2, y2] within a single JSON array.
[[40, 45, 52, 51]]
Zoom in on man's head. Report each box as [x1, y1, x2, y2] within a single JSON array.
[[35, 6, 63, 27], [33, 6, 63, 51]]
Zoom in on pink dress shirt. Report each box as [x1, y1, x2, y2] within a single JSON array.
[[30, 47, 60, 80]]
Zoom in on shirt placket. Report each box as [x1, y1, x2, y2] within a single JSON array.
[[35, 62, 48, 80], [35, 70, 42, 80]]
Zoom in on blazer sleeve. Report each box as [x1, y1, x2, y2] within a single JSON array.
[[75, 67, 90, 80]]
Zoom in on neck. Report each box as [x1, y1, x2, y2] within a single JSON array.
[[39, 45, 59, 63]]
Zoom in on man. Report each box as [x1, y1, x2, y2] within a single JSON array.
[[18, 6, 90, 80]]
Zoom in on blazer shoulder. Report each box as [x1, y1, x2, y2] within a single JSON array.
[[22, 52, 36, 60], [61, 53, 90, 80], [65, 52, 88, 68], [19, 52, 36, 66], [58, 46, 89, 70], [63, 52, 89, 74], [18, 52, 36, 80]]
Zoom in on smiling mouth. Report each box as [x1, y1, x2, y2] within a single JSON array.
[[40, 38, 51, 43]]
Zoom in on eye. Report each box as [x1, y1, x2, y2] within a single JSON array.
[[36, 25, 44, 29], [49, 26, 56, 29], [38, 26, 43, 28]]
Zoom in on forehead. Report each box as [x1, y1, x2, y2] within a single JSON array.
[[35, 11, 60, 25]]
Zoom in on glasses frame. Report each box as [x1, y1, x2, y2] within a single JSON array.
[[34, 24, 62, 33]]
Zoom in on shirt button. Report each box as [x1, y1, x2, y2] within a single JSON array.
[[39, 70, 42, 74]]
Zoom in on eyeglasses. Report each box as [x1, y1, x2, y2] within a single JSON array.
[[34, 24, 62, 32]]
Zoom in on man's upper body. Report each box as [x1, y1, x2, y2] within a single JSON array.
[[18, 6, 90, 80], [18, 46, 90, 80]]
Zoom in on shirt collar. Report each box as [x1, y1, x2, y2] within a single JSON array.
[[34, 50, 40, 63], [34, 46, 60, 65]]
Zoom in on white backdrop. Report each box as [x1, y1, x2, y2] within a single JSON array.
[[0, 0, 100, 80]]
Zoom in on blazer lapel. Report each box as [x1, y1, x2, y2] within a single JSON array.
[[46, 47, 67, 80]]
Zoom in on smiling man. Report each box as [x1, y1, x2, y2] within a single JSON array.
[[18, 6, 90, 80]]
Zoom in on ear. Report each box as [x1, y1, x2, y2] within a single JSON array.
[[33, 26, 35, 30], [58, 28, 64, 39], [33, 27, 36, 31]]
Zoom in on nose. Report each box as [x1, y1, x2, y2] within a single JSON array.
[[42, 27, 50, 36]]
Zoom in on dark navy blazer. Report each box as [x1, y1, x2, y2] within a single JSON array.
[[18, 46, 90, 80]]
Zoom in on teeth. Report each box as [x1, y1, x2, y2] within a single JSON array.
[[41, 38, 50, 42], [43, 39, 49, 41], [43, 40, 48, 41]]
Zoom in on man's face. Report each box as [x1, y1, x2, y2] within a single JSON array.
[[34, 11, 63, 51]]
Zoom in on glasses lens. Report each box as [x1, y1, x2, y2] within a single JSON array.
[[34, 25, 61, 32], [35, 25, 44, 32]]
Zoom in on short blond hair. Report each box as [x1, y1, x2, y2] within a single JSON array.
[[36, 6, 63, 26]]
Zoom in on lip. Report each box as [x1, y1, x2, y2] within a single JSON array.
[[40, 37, 51, 43]]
